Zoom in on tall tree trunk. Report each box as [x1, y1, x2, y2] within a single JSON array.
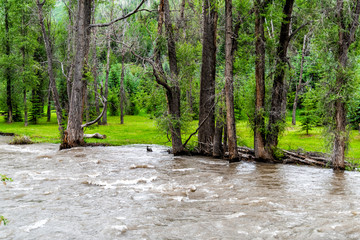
[[120, 49, 125, 124], [102, 29, 111, 125], [65, 0, 92, 147], [47, 86, 51, 122], [224, 0, 239, 161], [198, 0, 217, 154], [266, 0, 294, 158], [24, 90, 28, 126], [21, 11, 28, 127], [292, 33, 308, 125], [5, 1, 12, 123], [163, 0, 184, 154], [213, 100, 224, 158], [36, 0, 64, 135], [332, 0, 360, 170], [65, 0, 74, 113], [254, 0, 269, 160], [91, 23, 100, 121]]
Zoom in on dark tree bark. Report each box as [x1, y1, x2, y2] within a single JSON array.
[[213, 95, 224, 158], [120, 48, 125, 124], [36, 0, 64, 135], [254, 0, 270, 160], [4, 0, 12, 123], [224, 0, 239, 161], [47, 86, 51, 122], [332, 0, 360, 170], [292, 33, 309, 125], [163, 0, 184, 154], [198, 0, 217, 154], [266, 0, 295, 158]]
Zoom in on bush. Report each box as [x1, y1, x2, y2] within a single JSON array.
[[9, 135, 33, 145]]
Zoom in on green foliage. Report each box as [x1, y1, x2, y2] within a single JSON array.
[[300, 89, 320, 135], [108, 90, 119, 116], [0, 216, 8, 226], [1, 174, 12, 226]]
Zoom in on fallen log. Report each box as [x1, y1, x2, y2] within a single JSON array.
[[0, 132, 15, 136], [83, 133, 107, 139], [235, 147, 357, 169]]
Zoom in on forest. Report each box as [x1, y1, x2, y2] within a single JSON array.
[[1, 0, 360, 170]]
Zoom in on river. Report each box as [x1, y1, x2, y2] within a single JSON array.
[[1, 136, 360, 239]]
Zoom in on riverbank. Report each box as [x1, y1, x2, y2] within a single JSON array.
[[1, 114, 360, 164]]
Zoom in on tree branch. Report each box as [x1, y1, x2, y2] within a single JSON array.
[[81, 95, 107, 129], [88, 0, 147, 29], [289, 21, 311, 41], [182, 96, 219, 148], [349, 0, 360, 45]]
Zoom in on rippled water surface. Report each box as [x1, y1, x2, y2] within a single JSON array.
[[1, 136, 360, 239]]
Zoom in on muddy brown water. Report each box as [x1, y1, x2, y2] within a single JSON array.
[[1, 136, 360, 239]]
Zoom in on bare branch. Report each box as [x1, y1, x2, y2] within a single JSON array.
[[289, 21, 311, 41], [349, 0, 360, 44], [89, 0, 148, 29], [81, 95, 107, 129]]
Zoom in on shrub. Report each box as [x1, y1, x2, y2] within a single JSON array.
[[9, 135, 33, 145]]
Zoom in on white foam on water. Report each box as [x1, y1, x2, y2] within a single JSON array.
[[20, 219, 49, 232], [226, 212, 247, 219]]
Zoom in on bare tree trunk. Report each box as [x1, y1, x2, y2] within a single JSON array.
[[47, 86, 51, 122], [266, 0, 294, 158], [4, 1, 12, 123], [24, 90, 28, 126], [102, 29, 111, 125], [224, 0, 239, 161], [65, 0, 74, 113], [84, 81, 90, 122], [213, 103, 224, 158], [36, 0, 64, 135], [120, 49, 125, 124], [332, 0, 360, 170], [198, 0, 217, 154], [21, 50, 28, 126], [292, 33, 309, 125], [163, 0, 184, 154], [91, 22, 100, 121], [254, 0, 270, 160], [64, 0, 92, 147]]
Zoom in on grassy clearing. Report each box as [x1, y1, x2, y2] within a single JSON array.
[[1, 112, 360, 163]]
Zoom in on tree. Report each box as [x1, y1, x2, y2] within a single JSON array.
[[36, 0, 64, 135], [332, 0, 360, 169], [198, 0, 218, 154], [292, 31, 311, 125], [62, 0, 146, 148], [265, 0, 295, 159], [4, 0, 12, 123], [254, 0, 270, 160], [224, 0, 239, 161]]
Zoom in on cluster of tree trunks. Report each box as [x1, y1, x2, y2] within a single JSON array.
[[31, 0, 360, 171]]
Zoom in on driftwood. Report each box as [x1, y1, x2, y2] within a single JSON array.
[[0, 132, 15, 136], [83, 133, 106, 139], [231, 146, 356, 169]]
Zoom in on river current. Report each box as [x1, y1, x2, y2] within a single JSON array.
[[1, 136, 360, 239]]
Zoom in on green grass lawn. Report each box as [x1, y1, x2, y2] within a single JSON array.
[[1, 112, 360, 163]]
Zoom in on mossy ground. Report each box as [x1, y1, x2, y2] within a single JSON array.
[[1, 112, 360, 164]]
